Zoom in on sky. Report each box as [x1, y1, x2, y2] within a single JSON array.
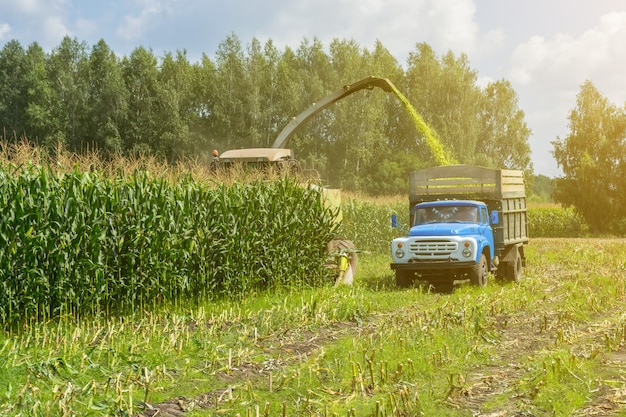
[[1, 0, 625, 177]]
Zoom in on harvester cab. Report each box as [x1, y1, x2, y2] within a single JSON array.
[[210, 147, 301, 175]]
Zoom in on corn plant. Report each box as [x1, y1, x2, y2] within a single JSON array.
[[339, 196, 407, 254], [0, 164, 338, 327], [527, 206, 588, 237]]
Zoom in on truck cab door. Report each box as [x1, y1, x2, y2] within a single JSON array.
[[479, 207, 496, 261]]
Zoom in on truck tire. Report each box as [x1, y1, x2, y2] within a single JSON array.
[[327, 239, 357, 285], [470, 254, 488, 287], [395, 271, 413, 288], [505, 247, 523, 282]]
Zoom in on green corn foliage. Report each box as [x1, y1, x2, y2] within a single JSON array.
[[339, 197, 408, 254], [0, 165, 337, 326], [528, 206, 588, 237]]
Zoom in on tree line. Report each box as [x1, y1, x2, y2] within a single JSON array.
[[0, 34, 533, 195], [553, 81, 626, 234]]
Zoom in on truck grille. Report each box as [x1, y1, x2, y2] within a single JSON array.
[[409, 241, 457, 256]]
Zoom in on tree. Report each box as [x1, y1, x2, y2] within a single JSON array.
[[158, 49, 195, 161], [213, 33, 247, 149], [529, 174, 554, 203], [120, 46, 161, 155], [23, 42, 55, 146], [405, 44, 482, 164], [478, 80, 532, 170], [190, 53, 218, 159], [326, 38, 372, 190], [47, 36, 89, 151], [286, 38, 334, 181], [361, 41, 407, 195], [241, 38, 283, 148], [552, 80, 626, 233], [0, 40, 27, 139], [84, 39, 128, 154]]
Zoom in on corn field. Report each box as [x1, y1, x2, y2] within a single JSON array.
[[526, 206, 587, 237], [0, 164, 337, 326], [339, 196, 408, 254]]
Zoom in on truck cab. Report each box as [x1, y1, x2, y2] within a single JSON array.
[[391, 200, 496, 288]]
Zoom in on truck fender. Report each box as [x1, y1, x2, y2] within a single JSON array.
[[475, 240, 491, 266]]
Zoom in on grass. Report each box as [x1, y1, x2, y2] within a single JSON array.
[[2, 239, 626, 416]]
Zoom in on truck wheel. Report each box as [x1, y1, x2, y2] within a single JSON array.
[[470, 254, 488, 287], [327, 239, 357, 286], [505, 248, 523, 282], [395, 271, 413, 288]]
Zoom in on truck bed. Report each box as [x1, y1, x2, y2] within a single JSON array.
[[409, 165, 525, 201], [408, 165, 528, 249]]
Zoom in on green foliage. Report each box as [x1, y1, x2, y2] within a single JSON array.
[[0, 40, 28, 136], [479, 80, 532, 169], [529, 173, 554, 203], [4, 239, 626, 416], [339, 196, 408, 254], [0, 34, 533, 196], [0, 165, 336, 326], [528, 206, 587, 237], [552, 80, 626, 233], [85, 39, 127, 153]]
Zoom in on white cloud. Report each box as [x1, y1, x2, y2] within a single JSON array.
[[6, 0, 47, 15], [428, 0, 478, 50], [505, 11, 626, 176], [261, 0, 494, 64], [42, 15, 72, 45], [0, 0, 71, 49], [75, 17, 98, 39], [116, 0, 173, 42], [509, 11, 626, 90], [0, 23, 11, 41]]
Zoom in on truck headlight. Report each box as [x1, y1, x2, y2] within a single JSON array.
[[462, 241, 472, 258], [393, 242, 405, 259]]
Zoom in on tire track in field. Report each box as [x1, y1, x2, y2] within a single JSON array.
[[446, 297, 626, 416], [137, 300, 626, 417], [138, 321, 360, 416], [136, 299, 626, 417], [138, 238, 626, 417]]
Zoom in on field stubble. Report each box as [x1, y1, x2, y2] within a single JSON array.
[[3, 238, 626, 416], [161, 238, 626, 417]]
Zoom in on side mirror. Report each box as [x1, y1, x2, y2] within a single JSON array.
[[490, 210, 499, 225], [391, 213, 398, 228]]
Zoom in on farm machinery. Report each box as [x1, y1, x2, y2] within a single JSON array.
[[211, 76, 401, 285]]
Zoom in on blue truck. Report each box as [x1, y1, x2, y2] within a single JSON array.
[[390, 165, 528, 289]]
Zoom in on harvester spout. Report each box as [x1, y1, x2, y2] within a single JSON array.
[[271, 76, 398, 149]]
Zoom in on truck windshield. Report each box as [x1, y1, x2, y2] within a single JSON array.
[[414, 206, 479, 225]]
